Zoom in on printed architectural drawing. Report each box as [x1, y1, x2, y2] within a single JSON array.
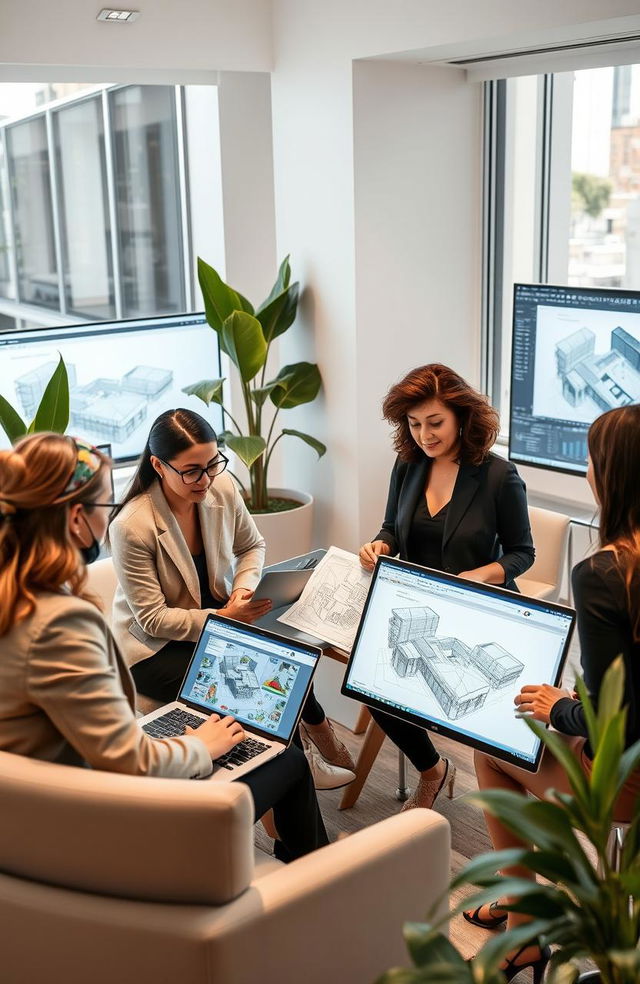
[[387, 606, 524, 721], [555, 325, 640, 412]]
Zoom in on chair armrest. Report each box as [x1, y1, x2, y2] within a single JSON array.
[[203, 810, 450, 984]]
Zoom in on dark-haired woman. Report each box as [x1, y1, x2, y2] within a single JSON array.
[[465, 403, 640, 981], [0, 433, 328, 862], [359, 364, 534, 809], [109, 409, 356, 789]]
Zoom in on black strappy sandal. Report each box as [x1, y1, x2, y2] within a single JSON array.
[[502, 943, 551, 983], [462, 900, 508, 929]]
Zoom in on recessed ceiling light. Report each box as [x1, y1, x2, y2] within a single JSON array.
[[97, 8, 140, 22]]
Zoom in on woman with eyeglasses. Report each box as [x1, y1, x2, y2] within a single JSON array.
[[0, 432, 328, 862], [109, 409, 355, 788]]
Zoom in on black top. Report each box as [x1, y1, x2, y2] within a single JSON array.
[[407, 497, 448, 570], [374, 453, 534, 591], [550, 551, 640, 758], [191, 552, 223, 611]]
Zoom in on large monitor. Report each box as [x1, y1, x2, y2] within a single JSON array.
[[342, 556, 575, 773], [0, 312, 223, 463], [509, 283, 640, 475]]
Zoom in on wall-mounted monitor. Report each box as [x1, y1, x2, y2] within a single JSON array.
[[0, 312, 223, 464], [509, 283, 640, 476]]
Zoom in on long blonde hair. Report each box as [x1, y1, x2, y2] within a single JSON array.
[[0, 433, 109, 636]]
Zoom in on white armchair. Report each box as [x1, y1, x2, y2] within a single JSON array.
[[0, 749, 450, 984], [516, 505, 570, 601]]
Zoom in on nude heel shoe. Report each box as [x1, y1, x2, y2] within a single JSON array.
[[401, 757, 456, 811]]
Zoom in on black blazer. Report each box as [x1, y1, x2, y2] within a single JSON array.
[[374, 453, 534, 592]]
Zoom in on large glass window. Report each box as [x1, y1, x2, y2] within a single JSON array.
[[53, 96, 115, 320], [488, 63, 640, 423], [0, 139, 14, 301], [6, 116, 58, 308], [110, 86, 185, 317]]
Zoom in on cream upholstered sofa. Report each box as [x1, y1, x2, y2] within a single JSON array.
[[0, 748, 450, 984]]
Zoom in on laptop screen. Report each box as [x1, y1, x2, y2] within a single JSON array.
[[342, 556, 576, 772], [179, 615, 319, 743]]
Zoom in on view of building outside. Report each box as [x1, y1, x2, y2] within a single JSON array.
[[570, 64, 640, 289], [0, 82, 217, 331]]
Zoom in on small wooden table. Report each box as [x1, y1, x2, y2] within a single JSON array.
[[322, 645, 389, 810]]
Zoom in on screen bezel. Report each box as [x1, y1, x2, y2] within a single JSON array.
[[178, 613, 322, 745], [508, 281, 640, 477], [340, 555, 576, 773], [0, 311, 222, 465]]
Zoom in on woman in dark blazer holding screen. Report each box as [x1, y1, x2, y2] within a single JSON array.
[[359, 364, 534, 809]]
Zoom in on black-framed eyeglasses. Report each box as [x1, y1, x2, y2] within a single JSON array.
[[84, 502, 118, 508], [156, 453, 229, 486]]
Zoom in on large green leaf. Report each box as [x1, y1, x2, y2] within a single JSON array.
[[597, 656, 625, 735], [404, 925, 468, 970], [590, 711, 626, 817], [221, 312, 267, 382], [269, 361, 322, 409], [575, 676, 600, 751], [182, 378, 226, 406], [257, 255, 291, 311], [29, 355, 69, 434], [0, 393, 26, 443], [197, 257, 254, 339], [256, 281, 299, 345], [526, 718, 591, 802], [250, 382, 280, 408], [281, 428, 326, 458], [223, 434, 266, 469]]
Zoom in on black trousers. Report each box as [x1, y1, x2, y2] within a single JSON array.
[[131, 639, 326, 724], [239, 743, 329, 861], [370, 707, 440, 772]]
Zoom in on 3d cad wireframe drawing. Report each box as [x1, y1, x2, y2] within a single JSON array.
[[387, 607, 524, 721]]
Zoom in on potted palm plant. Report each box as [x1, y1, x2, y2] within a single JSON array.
[[183, 256, 326, 562], [377, 657, 640, 984], [0, 355, 70, 440]]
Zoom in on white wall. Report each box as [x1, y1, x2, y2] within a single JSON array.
[[353, 60, 483, 543]]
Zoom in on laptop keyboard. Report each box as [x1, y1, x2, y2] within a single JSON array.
[[142, 707, 271, 768]]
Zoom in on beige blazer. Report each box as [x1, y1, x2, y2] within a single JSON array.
[[0, 592, 212, 778], [109, 475, 265, 667]]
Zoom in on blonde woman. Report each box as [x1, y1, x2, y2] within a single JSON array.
[[0, 433, 328, 861]]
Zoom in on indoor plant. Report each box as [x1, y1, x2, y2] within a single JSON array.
[[183, 256, 326, 515], [0, 355, 69, 441], [377, 657, 640, 984]]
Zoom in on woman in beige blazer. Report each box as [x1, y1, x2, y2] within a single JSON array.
[[109, 409, 356, 789], [0, 432, 328, 861]]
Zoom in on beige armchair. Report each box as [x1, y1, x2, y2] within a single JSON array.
[[0, 749, 450, 984], [516, 505, 570, 601]]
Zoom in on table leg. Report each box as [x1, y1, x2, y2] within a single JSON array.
[[339, 717, 385, 810], [353, 705, 371, 735]]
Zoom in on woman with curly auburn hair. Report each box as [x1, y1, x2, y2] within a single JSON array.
[[359, 364, 534, 810]]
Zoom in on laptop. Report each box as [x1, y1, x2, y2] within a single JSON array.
[[255, 549, 329, 647], [139, 614, 321, 782], [341, 556, 576, 773]]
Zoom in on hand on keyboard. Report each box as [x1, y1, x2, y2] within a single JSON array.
[[185, 714, 246, 760]]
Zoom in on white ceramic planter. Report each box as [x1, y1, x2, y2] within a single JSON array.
[[250, 488, 314, 566]]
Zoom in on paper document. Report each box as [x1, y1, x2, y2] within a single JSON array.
[[277, 545, 371, 652]]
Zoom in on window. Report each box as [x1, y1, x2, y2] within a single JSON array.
[[0, 82, 210, 327], [110, 86, 185, 318], [6, 116, 58, 309], [487, 63, 640, 425], [53, 96, 115, 320]]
